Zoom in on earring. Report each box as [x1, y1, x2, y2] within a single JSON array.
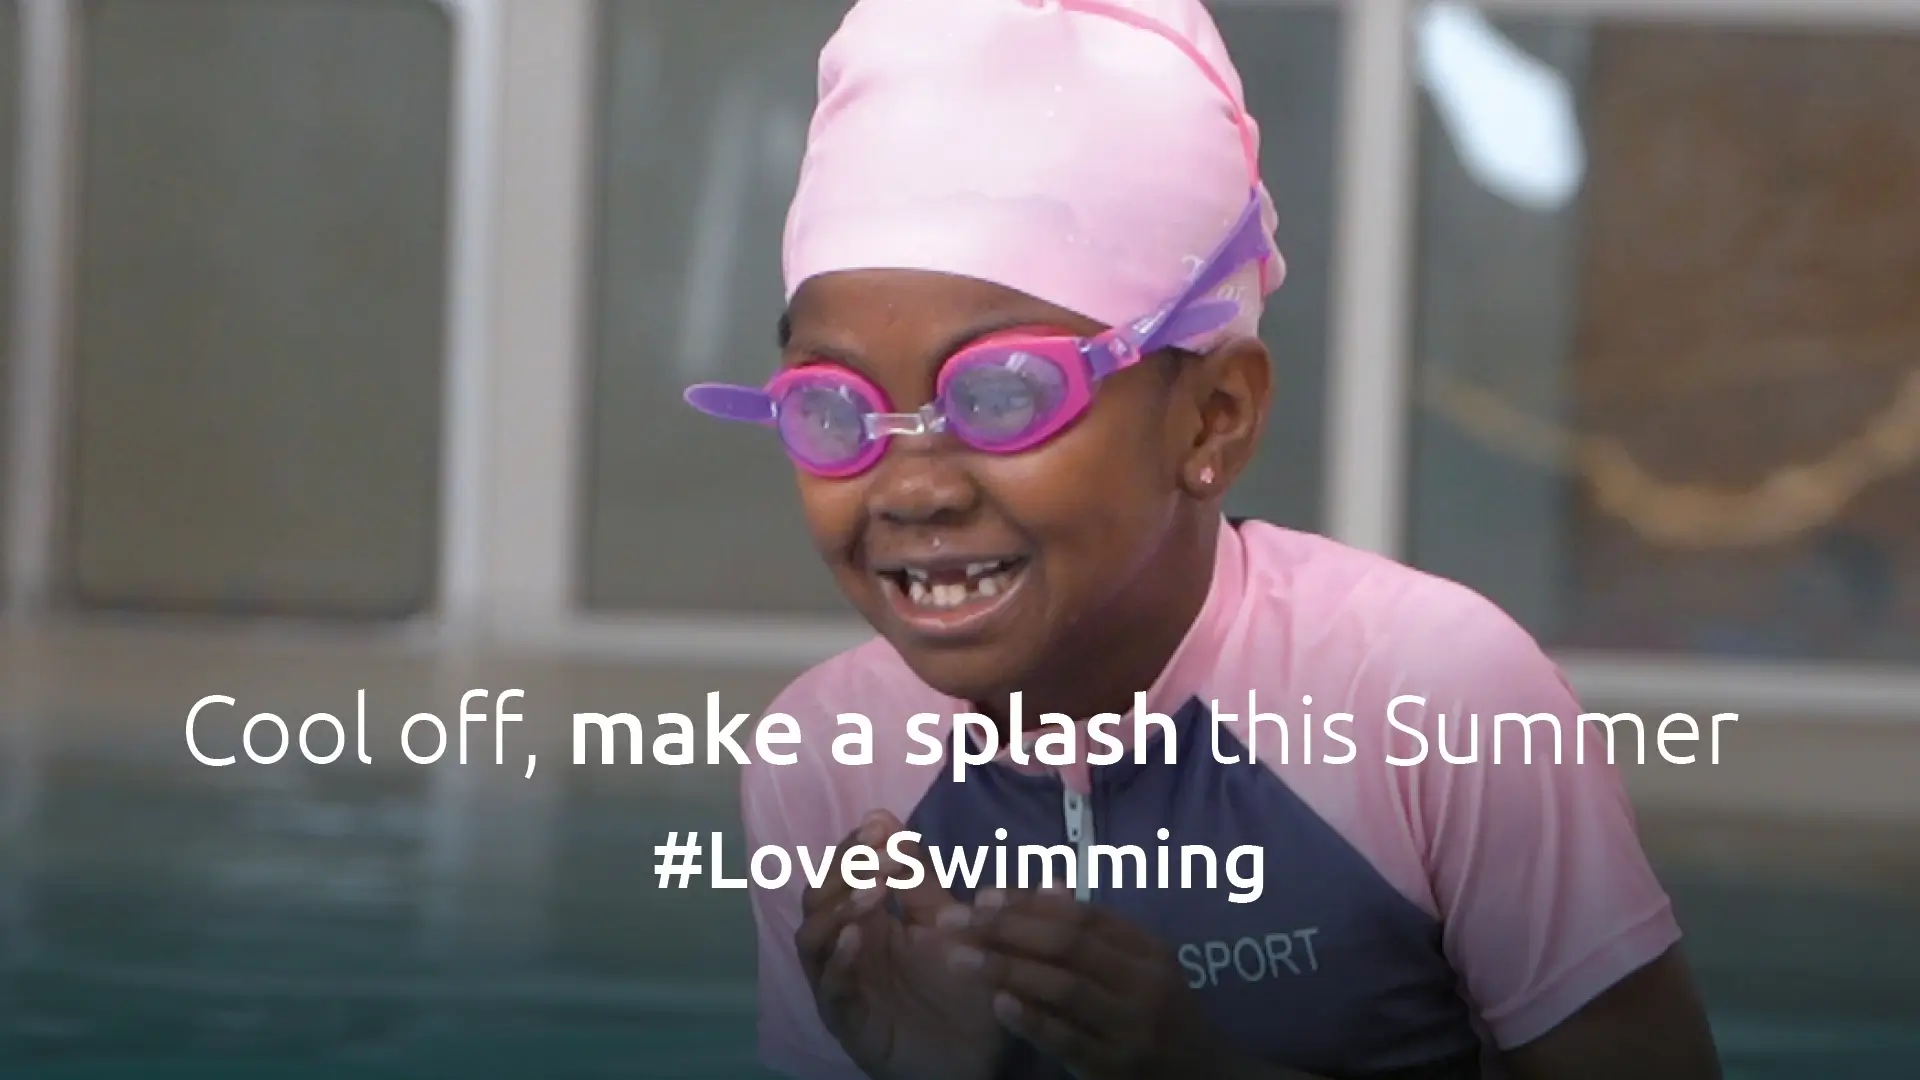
[[1199, 466, 1216, 487]]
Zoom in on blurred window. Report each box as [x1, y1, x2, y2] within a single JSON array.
[[66, 0, 452, 616], [0, 2, 17, 576], [1408, 6, 1920, 663]]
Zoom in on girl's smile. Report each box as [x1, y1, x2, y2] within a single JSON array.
[[874, 551, 1035, 643]]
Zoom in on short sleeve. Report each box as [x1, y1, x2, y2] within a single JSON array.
[[743, 695, 870, 1080], [1407, 598, 1682, 1050]]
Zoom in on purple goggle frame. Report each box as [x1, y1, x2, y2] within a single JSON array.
[[682, 188, 1272, 479]]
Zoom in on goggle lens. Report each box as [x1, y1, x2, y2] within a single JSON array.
[[775, 375, 877, 470], [943, 351, 1072, 448]]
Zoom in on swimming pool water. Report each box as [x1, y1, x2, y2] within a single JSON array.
[[2, 730, 1915, 1078], [4, 864, 1915, 1079], [3, 995, 1916, 1079]]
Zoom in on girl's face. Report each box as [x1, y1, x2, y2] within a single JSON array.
[[782, 268, 1270, 709]]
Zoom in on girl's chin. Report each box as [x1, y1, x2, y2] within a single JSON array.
[[886, 639, 1043, 708]]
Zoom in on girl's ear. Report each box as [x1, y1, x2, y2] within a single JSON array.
[[1177, 336, 1272, 499]]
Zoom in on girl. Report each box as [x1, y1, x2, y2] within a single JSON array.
[[684, 1, 1722, 1078]]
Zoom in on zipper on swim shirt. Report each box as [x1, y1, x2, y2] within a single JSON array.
[[1061, 787, 1094, 903]]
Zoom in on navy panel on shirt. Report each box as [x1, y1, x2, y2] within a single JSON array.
[[904, 697, 1484, 1080]]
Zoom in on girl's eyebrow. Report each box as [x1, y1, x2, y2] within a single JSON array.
[[779, 310, 1073, 378], [778, 315, 876, 381], [778, 308, 871, 370]]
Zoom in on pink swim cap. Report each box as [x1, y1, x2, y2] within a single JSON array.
[[782, 0, 1285, 347]]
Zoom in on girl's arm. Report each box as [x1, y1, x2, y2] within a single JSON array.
[[1498, 948, 1722, 1080], [1397, 591, 1722, 1080]]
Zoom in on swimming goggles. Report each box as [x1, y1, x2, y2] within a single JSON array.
[[681, 189, 1272, 479]]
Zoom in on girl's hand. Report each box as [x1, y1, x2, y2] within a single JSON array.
[[944, 887, 1237, 1080], [795, 812, 1007, 1080]]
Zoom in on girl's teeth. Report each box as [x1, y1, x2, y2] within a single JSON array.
[[900, 568, 1018, 609]]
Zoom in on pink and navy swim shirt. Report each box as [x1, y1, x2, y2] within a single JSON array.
[[744, 517, 1683, 1080]]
